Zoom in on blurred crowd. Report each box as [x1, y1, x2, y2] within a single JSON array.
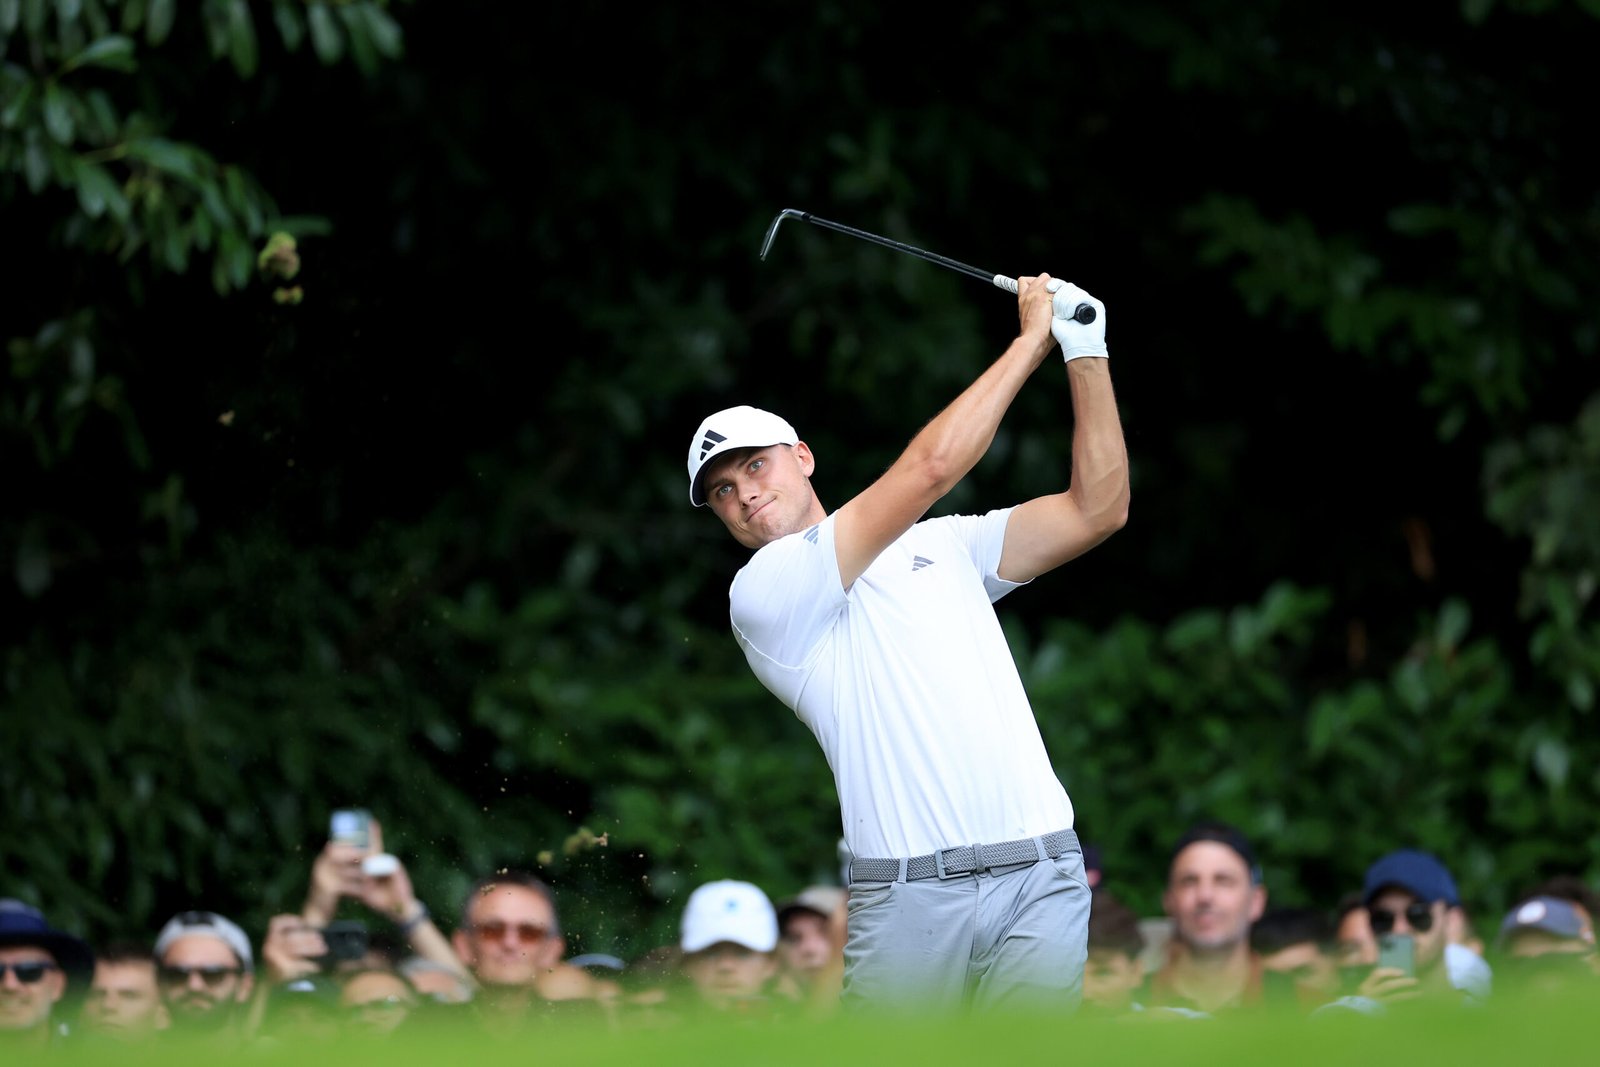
[[3, 812, 1596, 1049]]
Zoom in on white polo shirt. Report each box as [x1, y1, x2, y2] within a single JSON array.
[[728, 509, 1074, 859]]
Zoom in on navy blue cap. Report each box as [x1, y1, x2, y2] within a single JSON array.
[[1362, 849, 1459, 906], [1497, 896, 1593, 948]]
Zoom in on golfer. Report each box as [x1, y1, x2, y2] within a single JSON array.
[[685, 273, 1129, 1012]]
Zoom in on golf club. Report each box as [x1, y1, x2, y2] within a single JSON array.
[[759, 209, 1096, 324]]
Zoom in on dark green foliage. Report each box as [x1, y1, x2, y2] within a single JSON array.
[[3, 1, 1596, 960]]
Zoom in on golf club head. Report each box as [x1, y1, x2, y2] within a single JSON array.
[[759, 209, 808, 261]]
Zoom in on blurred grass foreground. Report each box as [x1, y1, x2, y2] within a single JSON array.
[[47, 989, 1600, 1067]]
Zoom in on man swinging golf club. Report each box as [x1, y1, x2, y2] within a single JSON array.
[[685, 270, 1129, 1013]]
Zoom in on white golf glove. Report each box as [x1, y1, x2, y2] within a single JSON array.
[[1046, 279, 1108, 361]]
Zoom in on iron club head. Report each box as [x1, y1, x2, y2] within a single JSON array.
[[759, 209, 807, 261]]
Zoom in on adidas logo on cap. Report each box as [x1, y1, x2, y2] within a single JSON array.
[[697, 429, 727, 463]]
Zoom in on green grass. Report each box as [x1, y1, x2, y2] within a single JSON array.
[[47, 988, 1600, 1066]]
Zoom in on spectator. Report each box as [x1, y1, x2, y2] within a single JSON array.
[[1082, 891, 1147, 1018], [449, 870, 607, 1030], [1145, 821, 1267, 1016], [242, 912, 335, 1039], [1332, 890, 1377, 968], [255, 973, 343, 1044], [678, 880, 783, 1020], [1249, 906, 1339, 1012], [1515, 874, 1600, 949], [153, 910, 255, 1040], [1493, 894, 1597, 997], [772, 885, 846, 1017], [301, 815, 468, 987], [338, 965, 422, 1037], [79, 940, 169, 1041], [0, 899, 94, 1047], [1082, 844, 1104, 890], [398, 955, 476, 1004], [1335, 848, 1492, 1014], [615, 944, 691, 1031]]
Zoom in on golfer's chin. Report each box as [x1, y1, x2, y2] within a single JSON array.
[[734, 507, 796, 549]]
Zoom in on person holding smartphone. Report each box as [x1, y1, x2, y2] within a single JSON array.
[[1317, 849, 1492, 1016], [301, 811, 468, 990]]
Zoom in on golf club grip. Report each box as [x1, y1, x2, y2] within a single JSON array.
[[993, 276, 1097, 324]]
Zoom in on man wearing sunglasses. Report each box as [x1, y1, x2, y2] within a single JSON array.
[[0, 899, 95, 1046], [1346, 848, 1491, 1010], [449, 870, 615, 1029], [152, 910, 256, 1038]]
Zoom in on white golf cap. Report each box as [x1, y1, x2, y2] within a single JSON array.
[[679, 879, 779, 954], [686, 405, 799, 507]]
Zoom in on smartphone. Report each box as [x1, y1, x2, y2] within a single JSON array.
[[329, 808, 371, 849], [1376, 933, 1414, 976], [321, 920, 370, 963]]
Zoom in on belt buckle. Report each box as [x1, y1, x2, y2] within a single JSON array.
[[934, 843, 987, 879]]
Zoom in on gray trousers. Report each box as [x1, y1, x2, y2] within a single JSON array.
[[841, 843, 1090, 1014]]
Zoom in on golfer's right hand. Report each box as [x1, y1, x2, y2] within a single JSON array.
[[1048, 281, 1108, 361]]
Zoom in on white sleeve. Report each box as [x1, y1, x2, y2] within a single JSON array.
[[938, 508, 1029, 603]]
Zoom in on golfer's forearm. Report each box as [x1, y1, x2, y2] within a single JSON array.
[[907, 333, 1051, 491], [1065, 360, 1129, 530]]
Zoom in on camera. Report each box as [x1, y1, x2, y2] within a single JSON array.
[[320, 920, 370, 965]]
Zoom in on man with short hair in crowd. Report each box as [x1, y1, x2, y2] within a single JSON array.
[[153, 910, 256, 1040], [772, 884, 846, 1017], [450, 870, 611, 1030], [79, 940, 169, 1041], [0, 899, 95, 1047], [1144, 821, 1267, 1016]]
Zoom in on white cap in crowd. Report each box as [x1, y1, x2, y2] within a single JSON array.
[[153, 910, 255, 971], [680, 879, 779, 954]]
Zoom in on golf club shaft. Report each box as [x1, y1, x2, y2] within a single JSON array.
[[760, 209, 1095, 323]]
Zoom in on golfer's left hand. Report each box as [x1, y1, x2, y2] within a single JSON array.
[[1048, 280, 1108, 361]]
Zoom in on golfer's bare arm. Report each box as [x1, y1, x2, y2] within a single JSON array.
[[997, 358, 1129, 583], [831, 274, 1061, 590]]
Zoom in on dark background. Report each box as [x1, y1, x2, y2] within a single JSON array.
[[3, 1, 1596, 959]]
